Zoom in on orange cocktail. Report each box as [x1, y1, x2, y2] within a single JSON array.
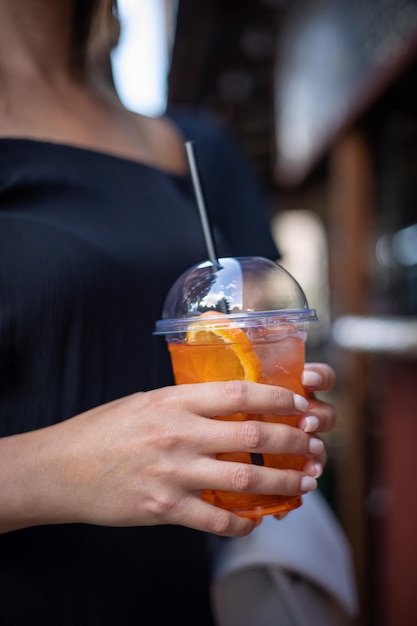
[[168, 315, 307, 518], [154, 256, 317, 518]]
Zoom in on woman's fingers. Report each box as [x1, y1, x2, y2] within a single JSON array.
[[302, 362, 336, 392], [150, 382, 323, 460], [195, 418, 323, 460], [185, 445, 320, 495], [302, 443, 327, 478], [297, 399, 336, 434], [297, 362, 337, 435], [150, 380, 309, 420], [169, 495, 262, 537]]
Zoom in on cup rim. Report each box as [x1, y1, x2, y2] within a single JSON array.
[[154, 308, 317, 335]]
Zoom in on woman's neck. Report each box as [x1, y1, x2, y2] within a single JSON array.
[[0, 0, 77, 83]]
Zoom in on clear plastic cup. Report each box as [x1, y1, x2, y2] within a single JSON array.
[[154, 256, 317, 517]]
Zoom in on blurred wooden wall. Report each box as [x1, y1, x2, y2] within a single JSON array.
[[168, 1, 417, 624]]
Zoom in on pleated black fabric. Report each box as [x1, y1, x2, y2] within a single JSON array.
[[0, 111, 278, 625]]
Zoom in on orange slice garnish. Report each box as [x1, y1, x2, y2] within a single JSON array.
[[185, 312, 262, 382]]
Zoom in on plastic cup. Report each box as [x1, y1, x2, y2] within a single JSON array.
[[154, 256, 317, 518]]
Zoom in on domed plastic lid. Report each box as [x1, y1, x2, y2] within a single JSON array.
[[154, 256, 317, 334]]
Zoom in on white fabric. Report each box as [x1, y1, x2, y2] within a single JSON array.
[[211, 565, 348, 626], [209, 491, 359, 624]]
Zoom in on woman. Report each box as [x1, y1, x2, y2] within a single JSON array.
[[0, 1, 336, 624]]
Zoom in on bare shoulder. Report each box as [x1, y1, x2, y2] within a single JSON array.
[[125, 110, 188, 176]]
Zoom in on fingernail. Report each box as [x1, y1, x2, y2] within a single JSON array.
[[293, 394, 309, 412], [308, 437, 324, 455], [302, 371, 322, 387], [314, 462, 323, 478], [300, 476, 317, 492], [303, 415, 319, 433]]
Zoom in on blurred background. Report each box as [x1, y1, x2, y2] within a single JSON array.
[[111, 1, 417, 624]]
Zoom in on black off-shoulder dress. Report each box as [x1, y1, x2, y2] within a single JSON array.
[[0, 110, 278, 625]]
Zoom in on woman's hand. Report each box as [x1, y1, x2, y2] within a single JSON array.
[[0, 375, 334, 538], [274, 361, 337, 521]]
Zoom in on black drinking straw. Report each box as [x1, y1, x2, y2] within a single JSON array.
[[185, 141, 264, 467]]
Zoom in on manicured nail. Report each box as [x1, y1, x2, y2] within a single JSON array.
[[293, 394, 309, 412], [314, 462, 323, 478], [308, 437, 324, 455], [300, 476, 317, 492], [303, 415, 319, 433], [302, 371, 322, 387]]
